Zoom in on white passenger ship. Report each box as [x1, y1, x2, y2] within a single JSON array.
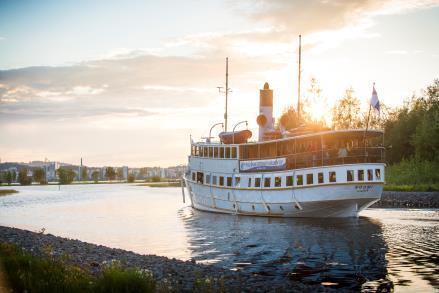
[[183, 81, 385, 217], [183, 40, 384, 217]]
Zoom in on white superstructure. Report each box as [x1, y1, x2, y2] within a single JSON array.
[[183, 83, 385, 218]]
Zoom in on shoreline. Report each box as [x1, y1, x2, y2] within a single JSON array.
[[0, 226, 313, 292]]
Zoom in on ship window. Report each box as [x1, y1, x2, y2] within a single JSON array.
[[296, 175, 303, 186], [286, 176, 293, 186], [219, 147, 224, 158], [203, 147, 208, 157], [255, 178, 261, 187], [219, 176, 224, 186], [358, 170, 364, 181], [375, 169, 381, 180], [196, 172, 204, 184], [192, 172, 196, 181], [329, 171, 336, 182], [212, 176, 217, 185], [248, 178, 252, 187], [367, 169, 373, 181], [231, 147, 237, 159], [225, 147, 231, 158], [306, 174, 313, 185], [264, 177, 271, 187], [209, 147, 213, 157], [206, 174, 211, 184], [214, 147, 219, 158], [347, 170, 354, 182], [275, 176, 281, 187], [227, 177, 232, 187], [235, 176, 240, 186], [318, 172, 324, 184], [252, 205, 255, 211]]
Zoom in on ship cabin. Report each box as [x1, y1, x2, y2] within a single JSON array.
[[190, 129, 385, 171]]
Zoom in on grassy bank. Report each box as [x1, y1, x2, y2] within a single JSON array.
[[0, 189, 18, 196], [385, 159, 439, 192], [137, 182, 181, 188], [0, 243, 155, 292]]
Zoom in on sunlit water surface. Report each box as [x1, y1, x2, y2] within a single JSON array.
[[0, 184, 437, 291]]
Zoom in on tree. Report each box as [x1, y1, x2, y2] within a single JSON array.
[[384, 79, 439, 164], [5, 171, 13, 185], [91, 170, 100, 183], [105, 167, 116, 181], [33, 168, 46, 184], [18, 169, 32, 185], [332, 88, 364, 129], [127, 174, 135, 183], [57, 168, 76, 185], [81, 167, 88, 181], [116, 168, 124, 181], [11, 170, 16, 183]]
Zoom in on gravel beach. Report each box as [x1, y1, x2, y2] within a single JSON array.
[[0, 226, 314, 292]]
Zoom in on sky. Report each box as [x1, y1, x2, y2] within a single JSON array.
[[0, 0, 438, 167]]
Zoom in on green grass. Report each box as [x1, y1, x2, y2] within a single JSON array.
[[0, 189, 18, 196], [384, 184, 439, 192], [137, 182, 181, 188], [0, 243, 155, 293], [385, 159, 439, 192]]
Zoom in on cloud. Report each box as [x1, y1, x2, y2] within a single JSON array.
[[0, 51, 280, 123]]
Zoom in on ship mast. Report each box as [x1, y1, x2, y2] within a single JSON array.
[[225, 57, 229, 132], [297, 35, 302, 125], [218, 58, 231, 132]]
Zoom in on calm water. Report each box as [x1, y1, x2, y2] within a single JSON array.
[[0, 184, 437, 291]]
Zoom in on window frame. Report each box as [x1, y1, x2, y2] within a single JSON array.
[[329, 171, 336, 183], [347, 170, 354, 182], [264, 177, 271, 188], [296, 175, 303, 186], [286, 175, 293, 187], [255, 177, 261, 188], [318, 172, 324, 184], [306, 173, 314, 185], [367, 169, 373, 181], [358, 170, 364, 181]]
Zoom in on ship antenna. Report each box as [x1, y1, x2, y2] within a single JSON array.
[[297, 35, 302, 125], [217, 57, 232, 132]]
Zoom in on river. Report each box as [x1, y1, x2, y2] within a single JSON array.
[[0, 184, 437, 291]]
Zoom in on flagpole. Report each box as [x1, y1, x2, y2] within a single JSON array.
[[363, 82, 374, 162]]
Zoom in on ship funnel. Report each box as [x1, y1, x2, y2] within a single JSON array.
[[257, 82, 274, 141]]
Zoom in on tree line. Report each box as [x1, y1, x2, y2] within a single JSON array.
[[0, 166, 136, 185]]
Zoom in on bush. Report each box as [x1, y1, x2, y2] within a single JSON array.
[[95, 262, 155, 293], [386, 159, 439, 185], [0, 243, 93, 292], [0, 243, 156, 293], [127, 174, 135, 183]]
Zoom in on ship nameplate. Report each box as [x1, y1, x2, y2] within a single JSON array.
[[240, 158, 286, 172]]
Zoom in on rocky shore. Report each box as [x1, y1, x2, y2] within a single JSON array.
[[372, 191, 439, 208], [0, 226, 314, 292]]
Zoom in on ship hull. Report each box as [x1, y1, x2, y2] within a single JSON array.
[[184, 178, 382, 218]]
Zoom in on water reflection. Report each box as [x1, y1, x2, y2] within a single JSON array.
[[180, 208, 391, 290]]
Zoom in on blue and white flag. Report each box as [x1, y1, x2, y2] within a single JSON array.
[[370, 84, 380, 112]]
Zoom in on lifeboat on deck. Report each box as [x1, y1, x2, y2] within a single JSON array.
[[219, 130, 252, 144]]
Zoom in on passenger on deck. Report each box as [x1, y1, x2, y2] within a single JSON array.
[[338, 145, 348, 158]]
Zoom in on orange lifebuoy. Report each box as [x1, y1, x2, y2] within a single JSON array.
[[257, 114, 267, 126]]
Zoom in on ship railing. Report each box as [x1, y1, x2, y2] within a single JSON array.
[[240, 147, 385, 171]]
